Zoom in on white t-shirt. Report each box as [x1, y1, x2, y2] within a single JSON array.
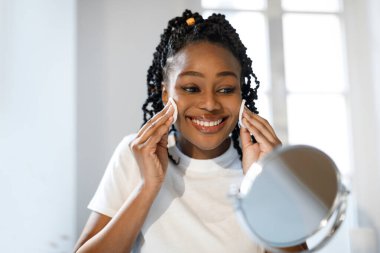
[[88, 134, 263, 253]]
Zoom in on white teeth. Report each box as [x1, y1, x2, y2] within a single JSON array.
[[192, 118, 223, 127]]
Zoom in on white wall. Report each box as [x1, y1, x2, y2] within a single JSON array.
[[0, 0, 76, 252]]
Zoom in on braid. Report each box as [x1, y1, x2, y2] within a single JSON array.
[[143, 10, 260, 162]]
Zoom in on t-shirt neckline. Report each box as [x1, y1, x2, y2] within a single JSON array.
[[168, 137, 239, 173]]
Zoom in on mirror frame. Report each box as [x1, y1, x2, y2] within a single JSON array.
[[232, 145, 350, 252]]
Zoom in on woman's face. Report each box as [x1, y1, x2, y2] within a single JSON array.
[[162, 41, 242, 159]]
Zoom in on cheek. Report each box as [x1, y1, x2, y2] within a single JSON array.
[[229, 96, 243, 117], [175, 96, 192, 116], [231, 103, 241, 122]]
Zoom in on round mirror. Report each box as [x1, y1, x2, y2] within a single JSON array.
[[232, 145, 349, 252]]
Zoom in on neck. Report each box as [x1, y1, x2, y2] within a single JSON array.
[[176, 135, 231, 159]]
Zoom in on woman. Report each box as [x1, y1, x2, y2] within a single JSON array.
[[74, 10, 288, 253]]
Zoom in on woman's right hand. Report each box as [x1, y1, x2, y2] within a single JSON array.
[[75, 104, 174, 253], [130, 103, 174, 190]]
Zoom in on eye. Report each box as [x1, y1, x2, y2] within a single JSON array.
[[183, 86, 200, 93], [218, 87, 236, 94]]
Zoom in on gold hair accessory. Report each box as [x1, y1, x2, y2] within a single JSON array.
[[186, 17, 195, 26]]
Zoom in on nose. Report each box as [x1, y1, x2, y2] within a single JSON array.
[[198, 92, 222, 112]]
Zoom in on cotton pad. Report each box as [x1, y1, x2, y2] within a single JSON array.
[[168, 97, 178, 124], [238, 99, 246, 128]]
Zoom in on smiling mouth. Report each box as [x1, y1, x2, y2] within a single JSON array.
[[188, 116, 227, 133], [191, 118, 223, 127]]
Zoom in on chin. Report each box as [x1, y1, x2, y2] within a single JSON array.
[[188, 134, 231, 151], [176, 117, 237, 156]]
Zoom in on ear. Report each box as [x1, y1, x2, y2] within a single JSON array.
[[162, 83, 169, 105]]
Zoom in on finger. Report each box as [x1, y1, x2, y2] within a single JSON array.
[[243, 108, 277, 136], [242, 117, 279, 149], [138, 105, 174, 142], [132, 115, 173, 153], [142, 105, 173, 135], [143, 117, 173, 150], [157, 132, 169, 149], [137, 103, 173, 137], [137, 102, 172, 137], [240, 124, 253, 149], [240, 127, 261, 173], [139, 111, 173, 145], [156, 132, 170, 168], [243, 110, 278, 143]]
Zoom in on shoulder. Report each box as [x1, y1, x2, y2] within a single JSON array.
[[87, 133, 142, 217], [105, 133, 140, 178], [104, 133, 142, 191], [112, 133, 138, 158], [117, 133, 138, 149]]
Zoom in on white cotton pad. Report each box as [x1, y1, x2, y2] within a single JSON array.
[[168, 97, 178, 124], [238, 99, 246, 128]]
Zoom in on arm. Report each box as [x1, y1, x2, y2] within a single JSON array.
[[74, 103, 175, 253], [73, 212, 111, 252], [74, 185, 160, 253]]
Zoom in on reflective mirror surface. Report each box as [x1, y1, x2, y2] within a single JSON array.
[[234, 145, 349, 252]]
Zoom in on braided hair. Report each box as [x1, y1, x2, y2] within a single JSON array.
[[142, 9, 260, 161]]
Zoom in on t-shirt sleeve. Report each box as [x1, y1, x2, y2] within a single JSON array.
[[88, 134, 142, 217]]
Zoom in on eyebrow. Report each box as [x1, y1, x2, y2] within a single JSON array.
[[178, 70, 238, 79]]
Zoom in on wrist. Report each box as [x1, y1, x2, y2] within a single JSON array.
[[141, 181, 162, 197]]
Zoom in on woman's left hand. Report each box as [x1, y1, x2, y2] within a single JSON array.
[[240, 107, 282, 174]]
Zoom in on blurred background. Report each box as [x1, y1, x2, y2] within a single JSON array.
[[1, 0, 379, 252]]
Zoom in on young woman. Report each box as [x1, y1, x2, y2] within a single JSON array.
[[74, 10, 285, 253]]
